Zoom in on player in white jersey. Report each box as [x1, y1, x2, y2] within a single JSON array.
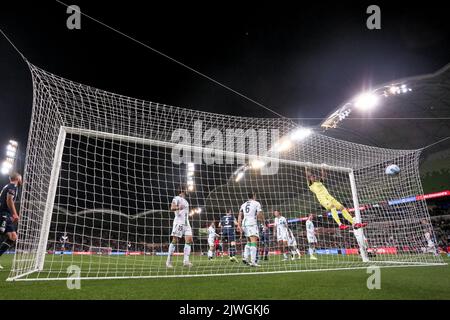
[[166, 187, 194, 268], [421, 219, 438, 256], [306, 214, 318, 260], [207, 222, 219, 260], [273, 210, 290, 261], [287, 228, 302, 260], [60, 232, 69, 252], [238, 193, 265, 267]]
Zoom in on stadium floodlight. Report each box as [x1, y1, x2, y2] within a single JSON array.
[[250, 159, 265, 169], [272, 139, 292, 152], [290, 128, 312, 141], [9, 140, 18, 147], [186, 162, 195, 190], [385, 84, 412, 97], [189, 207, 202, 217], [187, 176, 194, 191], [6, 150, 16, 158], [389, 85, 400, 95], [6, 145, 16, 153], [354, 92, 379, 110], [187, 162, 195, 175], [1, 140, 18, 175], [1, 139, 17, 176], [400, 84, 411, 93]]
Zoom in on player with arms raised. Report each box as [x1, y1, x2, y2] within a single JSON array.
[[273, 210, 291, 261], [238, 193, 264, 267], [218, 209, 239, 262], [166, 187, 193, 268], [305, 166, 367, 230]]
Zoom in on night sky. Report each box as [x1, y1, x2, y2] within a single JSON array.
[[1, 1, 449, 172]]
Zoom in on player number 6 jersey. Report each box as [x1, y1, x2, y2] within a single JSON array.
[[240, 200, 262, 227]]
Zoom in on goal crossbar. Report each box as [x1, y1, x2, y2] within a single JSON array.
[[62, 127, 353, 173]]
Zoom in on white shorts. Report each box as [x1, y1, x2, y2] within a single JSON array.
[[243, 225, 259, 238], [208, 238, 215, 247], [171, 223, 193, 238], [307, 235, 317, 243], [277, 230, 289, 242]]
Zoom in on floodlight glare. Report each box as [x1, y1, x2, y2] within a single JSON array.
[[233, 165, 245, 175], [273, 139, 292, 152], [6, 145, 16, 153], [354, 92, 379, 110], [250, 159, 265, 169], [6, 151, 15, 158], [235, 171, 245, 182], [8, 140, 18, 147], [290, 128, 312, 141], [2, 161, 12, 170], [389, 86, 400, 95], [0, 167, 9, 175]]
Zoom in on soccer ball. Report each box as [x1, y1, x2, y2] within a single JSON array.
[[385, 164, 400, 175]]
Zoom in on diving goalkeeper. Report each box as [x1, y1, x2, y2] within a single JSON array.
[[305, 167, 367, 230]]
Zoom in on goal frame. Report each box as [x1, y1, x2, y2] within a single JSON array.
[[8, 125, 371, 281]]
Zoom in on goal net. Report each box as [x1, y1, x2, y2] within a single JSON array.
[[8, 63, 445, 281]]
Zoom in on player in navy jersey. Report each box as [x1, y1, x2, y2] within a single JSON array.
[[0, 172, 23, 269], [257, 220, 270, 261], [218, 209, 239, 262]]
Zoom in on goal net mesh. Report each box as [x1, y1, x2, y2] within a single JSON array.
[[8, 63, 444, 281]]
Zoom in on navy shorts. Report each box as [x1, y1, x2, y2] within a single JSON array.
[[222, 228, 236, 242], [0, 213, 16, 234], [259, 232, 269, 245]]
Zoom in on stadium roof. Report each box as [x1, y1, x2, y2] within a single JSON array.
[[320, 63, 450, 150]]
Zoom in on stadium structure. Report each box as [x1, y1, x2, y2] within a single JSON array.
[[320, 63, 450, 193], [6, 61, 448, 281]]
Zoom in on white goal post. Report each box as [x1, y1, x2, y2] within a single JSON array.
[[7, 63, 444, 281], [32, 127, 369, 275]]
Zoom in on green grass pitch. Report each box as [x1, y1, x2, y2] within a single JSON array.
[[0, 254, 449, 299]]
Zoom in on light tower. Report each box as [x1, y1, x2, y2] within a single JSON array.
[[1, 140, 18, 175]]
